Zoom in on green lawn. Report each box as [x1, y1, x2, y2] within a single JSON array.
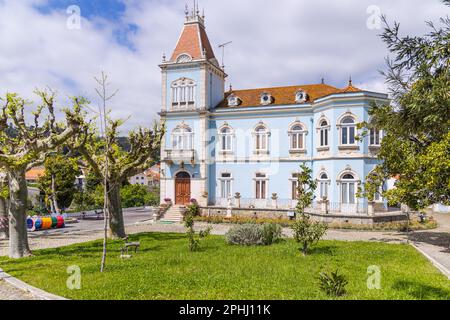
[[0, 233, 449, 300]]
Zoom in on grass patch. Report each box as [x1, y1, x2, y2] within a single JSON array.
[[0, 233, 448, 300]]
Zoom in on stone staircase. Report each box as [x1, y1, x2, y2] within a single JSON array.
[[161, 205, 186, 223]]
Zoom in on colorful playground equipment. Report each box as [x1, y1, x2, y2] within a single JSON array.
[[27, 215, 65, 232]]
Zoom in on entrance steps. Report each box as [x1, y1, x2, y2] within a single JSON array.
[[161, 205, 186, 223]]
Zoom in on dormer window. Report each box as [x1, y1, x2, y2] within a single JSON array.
[[227, 94, 241, 107], [176, 53, 192, 63], [260, 93, 272, 105], [295, 90, 308, 103]]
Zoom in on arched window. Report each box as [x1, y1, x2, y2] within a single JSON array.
[[340, 116, 356, 145], [172, 125, 193, 150], [289, 123, 306, 151], [254, 124, 269, 152], [319, 120, 329, 147], [171, 78, 196, 109], [318, 173, 330, 199], [219, 126, 234, 152], [370, 128, 382, 146], [341, 173, 356, 204]]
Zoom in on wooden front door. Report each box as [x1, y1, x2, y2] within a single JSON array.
[[175, 172, 191, 205]]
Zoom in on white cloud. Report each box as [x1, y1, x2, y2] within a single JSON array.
[[0, 0, 446, 131]]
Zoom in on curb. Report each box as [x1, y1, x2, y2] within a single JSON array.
[[0, 268, 67, 300], [410, 243, 450, 280]]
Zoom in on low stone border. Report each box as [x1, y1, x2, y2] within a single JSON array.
[[410, 244, 450, 280], [0, 267, 67, 300]]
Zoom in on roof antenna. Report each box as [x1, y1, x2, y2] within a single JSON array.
[[321, 77, 325, 84], [218, 41, 232, 70], [349, 75, 353, 86]]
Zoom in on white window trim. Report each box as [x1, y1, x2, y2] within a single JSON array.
[[288, 122, 308, 153], [260, 93, 273, 106], [369, 128, 383, 147], [337, 115, 358, 149], [227, 94, 241, 107], [336, 170, 361, 205], [317, 172, 331, 200], [253, 173, 269, 199], [316, 118, 331, 150], [219, 172, 234, 199], [171, 125, 194, 150], [252, 123, 271, 154], [171, 78, 197, 110], [218, 125, 235, 154]]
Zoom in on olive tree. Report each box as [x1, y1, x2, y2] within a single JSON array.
[[0, 91, 87, 258]]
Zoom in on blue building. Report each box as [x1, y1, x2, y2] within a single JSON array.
[[159, 9, 388, 214]]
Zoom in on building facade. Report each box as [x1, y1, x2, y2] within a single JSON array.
[[159, 9, 388, 213]]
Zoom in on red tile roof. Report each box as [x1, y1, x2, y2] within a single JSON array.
[[170, 22, 216, 62], [26, 167, 45, 180], [217, 83, 363, 108]]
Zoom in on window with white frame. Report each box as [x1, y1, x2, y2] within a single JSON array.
[[254, 125, 269, 152], [319, 120, 329, 147], [374, 185, 383, 201], [319, 173, 329, 199], [291, 173, 301, 200], [171, 78, 196, 109], [289, 123, 306, 151], [370, 128, 382, 146], [341, 173, 356, 204], [172, 125, 193, 150], [255, 173, 268, 199], [340, 116, 357, 145], [219, 173, 233, 199], [219, 126, 233, 152]]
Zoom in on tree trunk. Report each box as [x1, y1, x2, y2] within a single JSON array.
[[51, 174, 60, 213], [107, 182, 125, 239], [8, 169, 32, 258], [302, 242, 308, 256], [0, 196, 8, 240]]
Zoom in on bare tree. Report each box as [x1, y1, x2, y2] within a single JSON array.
[[0, 90, 87, 258], [75, 73, 164, 242]]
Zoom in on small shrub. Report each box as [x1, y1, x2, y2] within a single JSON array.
[[318, 270, 348, 297], [226, 224, 264, 246], [261, 223, 282, 245], [186, 202, 200, 217], [291, 214, 328, 255], [184, 212, 211, 252]]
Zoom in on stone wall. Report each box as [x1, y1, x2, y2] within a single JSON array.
[[200, 207, 407, 225]]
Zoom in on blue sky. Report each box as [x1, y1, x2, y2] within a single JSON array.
[[35, 0, 127, 20], [0, 0, 447, 131]]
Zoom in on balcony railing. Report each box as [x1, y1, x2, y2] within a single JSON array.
[[163, 149, 196, 164], [214, 198, 389, 215]]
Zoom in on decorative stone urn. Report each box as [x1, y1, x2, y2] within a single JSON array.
[[234, 192, 241, 208], [271, 193, 278, 208]]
